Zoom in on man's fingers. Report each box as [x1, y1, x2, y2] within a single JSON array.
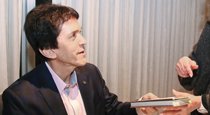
[[141, 107, 158, 114], [160, 110, 181, 115], [172, 89, 185, 97], [163, 104, 188, 111], [146, 107, 158, 114], [142, 93, 158, 100]]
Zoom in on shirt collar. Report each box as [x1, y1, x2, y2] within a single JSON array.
[[70, 71, 77, 86], [45, 62, 78, 94]]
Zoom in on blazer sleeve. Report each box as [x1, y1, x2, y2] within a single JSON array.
[[2, 88, 30, 115], [103, 85, 137, 115], [93, 65, 137, 115]]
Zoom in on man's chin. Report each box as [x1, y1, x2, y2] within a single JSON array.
[[78, 59, 87, 67]]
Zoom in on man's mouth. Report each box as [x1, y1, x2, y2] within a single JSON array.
[[78, 51, 85, 54]]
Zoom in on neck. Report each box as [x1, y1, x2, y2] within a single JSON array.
[[46, 60, 75, 84]]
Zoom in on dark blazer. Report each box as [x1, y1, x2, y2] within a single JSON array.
[[178, 21, 210, 114], [2, 62, 137, 115]]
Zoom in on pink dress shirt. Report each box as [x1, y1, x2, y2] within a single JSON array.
[[45, 62, 86, 115]]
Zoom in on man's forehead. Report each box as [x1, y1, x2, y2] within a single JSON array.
[[61, 19, 81, 32], [56, 19, 81, 39]]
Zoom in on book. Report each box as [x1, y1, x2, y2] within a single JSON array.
[[130, 97, 191, 107]]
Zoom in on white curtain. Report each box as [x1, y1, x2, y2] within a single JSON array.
[[0, 0, 8, 93], [0, 0, 35, 93], [0, 0, 23, 93], [52, 0, 207, 103], [20, 0, 36, 76], [0, 1, 207, 114]]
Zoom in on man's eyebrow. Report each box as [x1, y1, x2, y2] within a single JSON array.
[[71, 27, 82, 33], [67, 27, 82, 37]]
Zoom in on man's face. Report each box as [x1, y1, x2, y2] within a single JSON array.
[[53, 18, 87, 68]]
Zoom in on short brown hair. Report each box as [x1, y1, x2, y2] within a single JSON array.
[[24, 4, 79, 61]]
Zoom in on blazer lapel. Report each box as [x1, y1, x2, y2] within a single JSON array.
[[37, 63, 67, 115], [76, 69, 93, 115], [39, 83, 67, 115]]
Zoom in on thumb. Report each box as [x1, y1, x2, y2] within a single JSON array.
[[191, 61, 198, 70], [191, 65, 198, 70], [172, 89, 184, 97]]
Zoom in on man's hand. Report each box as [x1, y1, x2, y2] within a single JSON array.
[[176, 56, 198, 78], [136, 93, 160, 115], [160, 89, 202, 115]]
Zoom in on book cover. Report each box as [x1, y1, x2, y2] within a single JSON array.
[[130, 97, 191, 108]]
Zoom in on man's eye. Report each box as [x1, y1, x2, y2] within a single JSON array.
[[70, 33, 76, 38]]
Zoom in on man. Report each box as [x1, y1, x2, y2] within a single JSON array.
[[2, 4, 159, 115]]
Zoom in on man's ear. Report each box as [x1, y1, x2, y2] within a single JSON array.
[[39, 48, 57, 59]]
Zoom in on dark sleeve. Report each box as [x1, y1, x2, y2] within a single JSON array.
[[178, 44, 199, 91], [2, 89, 30, 115], [93, 65, 137, 115], [178, 21, 210, 95], [202, 94, 210, 112], [103, 85, 137, 115]]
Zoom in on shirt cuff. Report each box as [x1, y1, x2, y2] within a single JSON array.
[[197, 101, 208, 114]]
